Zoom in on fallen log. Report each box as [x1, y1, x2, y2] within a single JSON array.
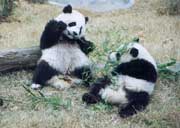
[[0, 47, 41, 73]]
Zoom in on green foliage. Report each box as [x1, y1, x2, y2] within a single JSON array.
[[22, 85, 71, 110], [158, 59, 180, 80], [92, 37, 179, 83], [142, 118, 173, 128], [90, 102, 113, 111], [0, 0, 13, 17], [166, 0, 180, 15]]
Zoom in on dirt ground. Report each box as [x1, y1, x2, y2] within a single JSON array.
[[0, 0, 180, 128]]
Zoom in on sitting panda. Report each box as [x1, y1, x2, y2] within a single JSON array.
[[31, 5, 95, 89], [82, 41, 157, 118]]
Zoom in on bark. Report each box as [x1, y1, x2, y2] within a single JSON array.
[[0, 47, 41, 73]]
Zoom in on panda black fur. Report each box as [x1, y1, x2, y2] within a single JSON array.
[[82, 41, 157, 118], [31, 5, 95, 89]]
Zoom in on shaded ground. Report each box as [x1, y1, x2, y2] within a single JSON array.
[[0, 0, 180, 128]]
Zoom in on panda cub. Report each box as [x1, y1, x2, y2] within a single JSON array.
[[82, 41, 157, 118], [31, 5, 94, 89]]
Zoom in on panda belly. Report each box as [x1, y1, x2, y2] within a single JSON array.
[[117, 75, 155, 95], [40, 43, 90, 74]]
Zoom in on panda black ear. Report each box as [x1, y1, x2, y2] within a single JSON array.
[[130, 48, 139, 57], [85, 17, 89, 24], [63, 5, 72, 13], [133, 37, 139, 42]]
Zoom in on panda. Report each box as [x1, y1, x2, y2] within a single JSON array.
[[82, 41, 157, 118], [31, 5, 95, 89]]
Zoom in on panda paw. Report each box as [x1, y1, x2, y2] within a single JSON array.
[[82, 93, 100, 104], [77, 38, 95, 55], [87, 41, 96, 53], [57, 21, 67, 31], [31, 84, 42, 90], [46, 20, 67, 32]]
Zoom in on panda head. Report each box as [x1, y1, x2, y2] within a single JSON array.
[[55, 5, 88, 39], [109, 42, 157, 68]]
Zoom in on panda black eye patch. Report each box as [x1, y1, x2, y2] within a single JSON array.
[[68, 22, 76, 27], [130, 48, 139, 57]]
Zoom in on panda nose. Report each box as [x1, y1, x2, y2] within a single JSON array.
[[73, 32, 78, 35]]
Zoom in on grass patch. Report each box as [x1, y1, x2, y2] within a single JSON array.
[[22, 85, 72, 110], [0, 1, 180, 128], [90, 102, 113, 111], [157, 0, 180, 15]]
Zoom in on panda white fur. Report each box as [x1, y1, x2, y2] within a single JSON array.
[[31, 5, 95, 89], [82, 41, 157, 118]]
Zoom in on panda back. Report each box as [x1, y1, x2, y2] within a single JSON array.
[[113, 59, 157, 83]]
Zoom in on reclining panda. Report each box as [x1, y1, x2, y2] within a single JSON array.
[[31, 5, 95, 89], [82, 41, 157, 118]]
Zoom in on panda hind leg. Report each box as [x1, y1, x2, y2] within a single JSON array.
[[119, 90, 150, 118], [32, 60, 58, 89], [47, 75, 73, 90]]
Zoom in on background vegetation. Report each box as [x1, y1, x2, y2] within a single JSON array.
[[0, 0, 14, 16], [158, 0, 180, 15], [0, 0, 179, 128]]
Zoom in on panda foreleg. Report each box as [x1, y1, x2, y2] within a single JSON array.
[[82, 76, 111, 104], [73, 66, 93, 87], [77, 38, 95, 55], [32, 60, 58, 89], [40, 20, 67, 49]]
